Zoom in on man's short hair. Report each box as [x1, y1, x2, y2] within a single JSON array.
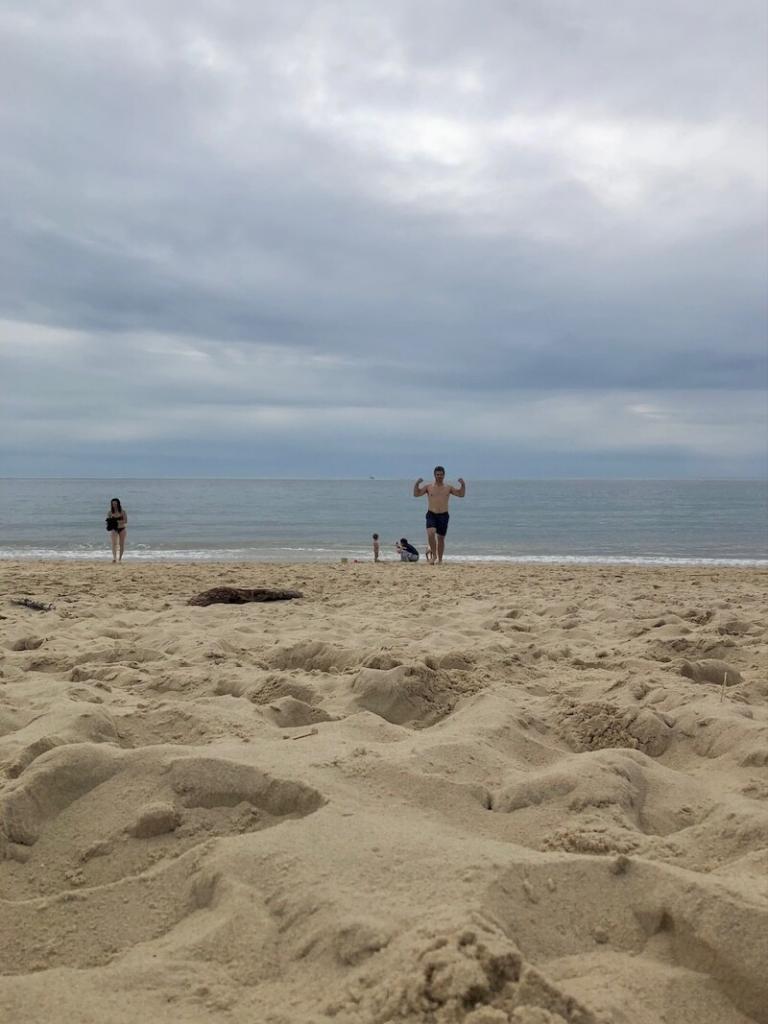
[[434, 465, 445, 474], [372, 533, 379, 539]]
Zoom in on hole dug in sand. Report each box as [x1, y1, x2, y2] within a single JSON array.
[[0, 743, 325, 900]]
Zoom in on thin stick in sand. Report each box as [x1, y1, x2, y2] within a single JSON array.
[[283, 728, 319, 741]]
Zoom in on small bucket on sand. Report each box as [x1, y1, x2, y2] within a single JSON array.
[[340, 557, 348, 564]]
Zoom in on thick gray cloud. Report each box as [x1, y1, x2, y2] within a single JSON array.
[[0, 0, 765, 476]]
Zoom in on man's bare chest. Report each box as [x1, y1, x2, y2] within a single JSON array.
[[427, 485, 451, 506]]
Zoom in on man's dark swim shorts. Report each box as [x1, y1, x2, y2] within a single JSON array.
[[426, 511, 449, 536]]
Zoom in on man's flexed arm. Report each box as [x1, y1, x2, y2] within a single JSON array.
[[450, 477, 466, 497], [413, 477, 429, 497]]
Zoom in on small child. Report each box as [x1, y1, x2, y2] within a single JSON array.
[[372, 533, 380, 562]]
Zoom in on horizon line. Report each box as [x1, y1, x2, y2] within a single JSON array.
[[1, 476, 766, 483]]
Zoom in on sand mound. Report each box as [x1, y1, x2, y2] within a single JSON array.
[[485, 858, 768, 1023], [680, 659, 743, 686], [427, 651, 477, 671], [556, 700, 672, 756], [361, 652, 403, 670], [8, 636, 44, 652], [246, 673, 321, 705], [0, 743, 325, 903], [167, 756, 324, 816], [492, 748, 711, 840], [261, 696, 335, 728], [328, 910, 596, 1024], [0, 844, 209, 974], [0, 703, 119, 778], [1, 743, 124, 847], [672, 703, 768, 764], [493, 750, 645, 816], [270, 639, 358, 672], [350, 662, 462, 727], [717, 618, 755, 636]]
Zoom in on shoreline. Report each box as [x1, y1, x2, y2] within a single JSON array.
[[2, 554, 767, 568]]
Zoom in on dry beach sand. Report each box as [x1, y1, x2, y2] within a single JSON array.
[[1, 559, 767, 1024]]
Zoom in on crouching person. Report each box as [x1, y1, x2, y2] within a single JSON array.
[[396, 538, 420, 562]]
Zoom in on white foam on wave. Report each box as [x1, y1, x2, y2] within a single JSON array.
[[1, 547, 766, 568], [445, 553, 768, 567]]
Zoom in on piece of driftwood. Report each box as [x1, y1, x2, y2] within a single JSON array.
[[188, 586, 303, 607], [11, 598, 54, 612]]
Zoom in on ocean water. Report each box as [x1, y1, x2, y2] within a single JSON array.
[[0, 478, 766, 566]]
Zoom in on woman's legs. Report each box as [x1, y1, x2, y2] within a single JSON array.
[[110, 531, 118, 562], [118, 529, 127, 561]]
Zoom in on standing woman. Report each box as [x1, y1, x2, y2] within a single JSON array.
[[106, 498, 128, 562]]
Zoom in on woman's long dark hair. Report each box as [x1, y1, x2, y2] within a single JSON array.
[[110, 498, 123, 513]]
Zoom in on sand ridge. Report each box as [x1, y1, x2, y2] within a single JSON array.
[[0, 560, 767, 1023]]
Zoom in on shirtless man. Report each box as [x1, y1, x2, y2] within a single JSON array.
[[413, 466, 466, 564]]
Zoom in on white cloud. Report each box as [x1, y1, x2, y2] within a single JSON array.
[[0, 1, 765, 475], [2, 318, 763, 466]]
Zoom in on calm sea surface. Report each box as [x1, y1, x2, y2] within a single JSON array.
[[0, 478, 766, 565]]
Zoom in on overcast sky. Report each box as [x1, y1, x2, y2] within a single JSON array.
[[1, 0, 766, 478]]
